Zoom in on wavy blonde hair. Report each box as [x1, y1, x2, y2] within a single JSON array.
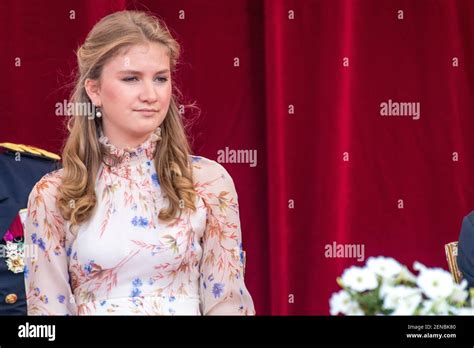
[[58, 10, 197, 225]]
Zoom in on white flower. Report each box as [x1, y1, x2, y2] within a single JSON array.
[[449, 279, 468, 304], [419, 300, 435, 315], [416, 268, 454, 300], [413, 261, 428, 273], [367, 256, 402, 279], [420, 299, 451, 315], [329, 290, 352, 315], [341, 266, 378, 292], [383, 286, 422, 315], [379, 282, 391, 298], [345, 303, 364, 315], [329, 290, 364, 316], [398, 266, 417, 283], [454, 307, 474, 315], [379, 278, 398, 298], [6, 254, 25, 273]]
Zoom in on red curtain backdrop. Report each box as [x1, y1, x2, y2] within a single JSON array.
[[1, 0, 473, 315]]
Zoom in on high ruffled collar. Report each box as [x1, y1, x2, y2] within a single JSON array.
[[99, 127, 161, 169]]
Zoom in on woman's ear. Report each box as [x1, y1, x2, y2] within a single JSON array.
[[84, 78, 102, 106]]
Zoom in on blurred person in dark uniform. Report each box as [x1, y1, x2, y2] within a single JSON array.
[[0, 142, 59, 315]]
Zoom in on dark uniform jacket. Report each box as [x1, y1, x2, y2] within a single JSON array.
[[0, 143, 60, 315]]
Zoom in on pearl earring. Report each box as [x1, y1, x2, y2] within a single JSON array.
[[95, 106, 102, 118]]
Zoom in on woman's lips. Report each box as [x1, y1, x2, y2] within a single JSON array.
[[134, 109, 158, 116]]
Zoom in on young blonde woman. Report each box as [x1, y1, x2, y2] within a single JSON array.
[[24, 10, 255, 315]]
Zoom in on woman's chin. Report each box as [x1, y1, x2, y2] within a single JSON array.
[[131, 121, 161, 135]]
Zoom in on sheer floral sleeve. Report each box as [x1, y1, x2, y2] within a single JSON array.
[[193, 157, 256, 315], [24, 170, 77, 315]]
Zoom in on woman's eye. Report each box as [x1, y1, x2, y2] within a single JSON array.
[[121, 76, 167, 83], [122, 76, 138, 82]]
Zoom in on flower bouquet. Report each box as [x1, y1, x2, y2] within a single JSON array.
[[330, 256, 474, 315]]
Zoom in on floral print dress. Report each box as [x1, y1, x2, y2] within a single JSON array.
[[23, 131, 255, 315]]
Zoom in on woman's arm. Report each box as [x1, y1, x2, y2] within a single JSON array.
[[24, 170, 77, 315], [194, 158, 255, 315]]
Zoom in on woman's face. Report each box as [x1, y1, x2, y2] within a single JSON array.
[[85, 42, 172, 148]]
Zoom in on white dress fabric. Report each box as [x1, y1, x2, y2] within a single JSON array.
[[24, 131, 255, 315]]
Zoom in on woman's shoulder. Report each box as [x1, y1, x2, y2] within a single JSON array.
[[189, 155, 237, 195], [190, 155, 232, 180], [27, 168, 67, 244], [29, 168, 64, 203]]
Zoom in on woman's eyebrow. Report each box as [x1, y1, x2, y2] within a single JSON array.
[[117, 69, 170, 75]]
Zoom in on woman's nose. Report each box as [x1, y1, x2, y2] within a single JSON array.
[[139, 80, 158, 103]]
